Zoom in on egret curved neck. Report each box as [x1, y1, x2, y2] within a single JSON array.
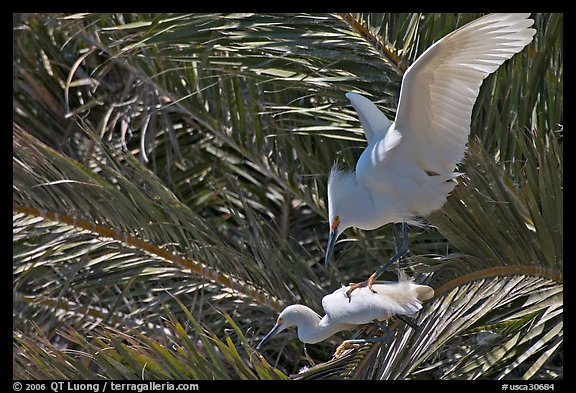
[[298, 315, 353, 344]]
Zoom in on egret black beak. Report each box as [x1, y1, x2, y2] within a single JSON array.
[[256, 323, 282, 350], [324, 230, 337, 268]]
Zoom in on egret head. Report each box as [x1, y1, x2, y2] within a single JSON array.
[[325, 167, 356, 267], [256, 305, 318, 349]]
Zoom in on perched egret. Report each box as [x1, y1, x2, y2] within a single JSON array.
[[257, 278, 434, 355], [324, 13, 537, 290]]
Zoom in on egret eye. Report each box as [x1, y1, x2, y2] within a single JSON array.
[[277, 317, 284, 325]]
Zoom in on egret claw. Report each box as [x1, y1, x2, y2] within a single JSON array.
[[334, 337, 390, 358], [345, 273, 378, 300], [345, 281, 365, 300], [333, 340, 361, 358]]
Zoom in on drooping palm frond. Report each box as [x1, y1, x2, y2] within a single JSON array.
[[14, 124, 330, 319], [14, 13, 562, 379], [14, 300, 288, 380]]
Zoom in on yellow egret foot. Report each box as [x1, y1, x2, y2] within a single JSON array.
[[345, 272, 378, 298], [333, 337, 391, 358]]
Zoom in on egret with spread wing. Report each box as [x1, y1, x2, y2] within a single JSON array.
[[324, 14, 536, 292]]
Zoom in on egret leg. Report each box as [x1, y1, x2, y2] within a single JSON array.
[[303, 344, 316, 367], [376, 221, 409, 278], [345, 222, 409, 298], [392, 222, 397, 250], [396, 315, 420, 331], [392, 224, 401, 271]]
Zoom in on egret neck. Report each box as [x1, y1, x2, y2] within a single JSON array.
[[257, 304, 355, 348]]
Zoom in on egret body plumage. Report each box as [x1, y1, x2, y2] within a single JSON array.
[[325, 13, 537, 272], [257, 278, 434, 351]]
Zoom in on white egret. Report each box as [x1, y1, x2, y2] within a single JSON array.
[[325, 13, 537, 290], [256, 277, 434, 356]]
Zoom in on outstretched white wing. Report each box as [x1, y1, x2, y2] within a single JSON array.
[[393, 13, 536, 174]]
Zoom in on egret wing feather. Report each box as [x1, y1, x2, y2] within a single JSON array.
[[393, 13, 536, 174], [346, 92, 393, 145], [322, 282, 433, 325]]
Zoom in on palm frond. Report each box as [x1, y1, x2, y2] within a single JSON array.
[[425, 137, 562, 277], [14, 302, 288, 380]]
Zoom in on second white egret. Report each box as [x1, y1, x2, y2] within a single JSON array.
[[324, 14, 537, 289], [257, 277, 434, 356]]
